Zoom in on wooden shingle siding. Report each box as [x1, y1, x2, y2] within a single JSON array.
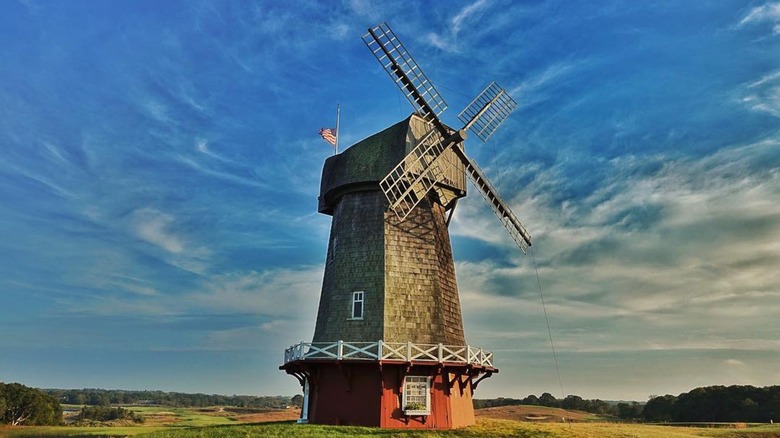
[[312, 115, 466, 346]]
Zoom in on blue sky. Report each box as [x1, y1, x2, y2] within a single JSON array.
[[1, 0, 778, 401]]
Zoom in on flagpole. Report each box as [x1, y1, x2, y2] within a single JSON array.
[[335, 104, 340, 155]]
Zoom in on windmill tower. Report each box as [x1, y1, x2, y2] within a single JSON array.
[[280, 23, 531, 429]]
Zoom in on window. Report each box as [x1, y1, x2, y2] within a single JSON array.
[[402, 376, 430, 414], [351, 291, 364, 320]]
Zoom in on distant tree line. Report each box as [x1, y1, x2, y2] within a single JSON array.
[[644, 385, 780, 423], [474, 392, 643, 419], [0, 382, 62, 426], [43, 388, 292, 409], [476, 385, 780, 423]]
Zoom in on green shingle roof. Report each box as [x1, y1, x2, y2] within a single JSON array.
[[318, 116, 412, 214]]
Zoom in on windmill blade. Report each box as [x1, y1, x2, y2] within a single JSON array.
[[379, 126, 454, 221], [366, 22, 527, 246], [363, 23, 448, 124], [458, 82, 518, 142], [450, 146, 531, 253]]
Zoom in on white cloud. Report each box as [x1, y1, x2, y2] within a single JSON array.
[[56, 265, 323, 351], [104, 274, 160, 297], [748, 69, 780, 88], [172, 152, 270, 189], [194, 137, 242, 166], [348, 0, 380, 21], [180, 267, 323, 350], [328, 23, 350, 40], [425, 0, 489, 52], [452, 0, 489, 35], [451, 138, 780, 361], [188, 267, 322, 317], [196, 138, 210, 154], [739, 2, 780, 33], [132, 208, 185, 254], [741, 69, 780, 117], [141, 98, 175, 125], [509, 61, 580, 103]]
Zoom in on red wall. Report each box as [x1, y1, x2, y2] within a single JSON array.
[[439, 371, 476, 428], [379, 365, 476, 428], [308, 363, 381, 426], [305, 361, 480, 429]]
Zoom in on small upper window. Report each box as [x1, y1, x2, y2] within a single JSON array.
[[351, 291, 364, 319]]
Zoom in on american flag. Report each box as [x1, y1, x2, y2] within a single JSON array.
[[319, 128, 337, 146]]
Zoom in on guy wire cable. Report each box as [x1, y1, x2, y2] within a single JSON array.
[[486, 120, 568, 419], [531, 245, 569, 425]]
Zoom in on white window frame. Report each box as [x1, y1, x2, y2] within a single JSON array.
[[402, 376, 430, 415], [349, 290, 364, 320]]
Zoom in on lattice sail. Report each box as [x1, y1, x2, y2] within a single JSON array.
[[451, 147, 531, 252], [458, 82, 518, 142], [363, 23, 447, 122], [379, 126, 453, 221]]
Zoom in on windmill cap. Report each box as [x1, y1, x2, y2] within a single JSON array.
[[318, 114, 466, 215]]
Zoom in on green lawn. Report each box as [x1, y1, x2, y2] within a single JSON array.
[[129, 406, 237, 427], [0, 405, 235, 437], [7, 421, 779, 438], [4, 415, 779, 438], [1, 424, 166, 437], [134, 420, 780, 438]]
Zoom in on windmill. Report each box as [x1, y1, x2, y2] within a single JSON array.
[[280, 22, 531, 429]]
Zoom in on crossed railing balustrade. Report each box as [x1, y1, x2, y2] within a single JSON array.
[[283, 340, 494, 368]]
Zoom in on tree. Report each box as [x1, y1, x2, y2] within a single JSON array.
[[588, 399, 612, 415], [539, 392, 559, 407], [291, 394, 304, 408], [764, 391, 780, 423], [0, 382, 61, 426], [617, 402, 643, 420], [1, 383, 37, 425], [522, 394, 540, 405], [561, 395, 584, 411], [643, 394, 676, 422], [73, 393, 87, 405]]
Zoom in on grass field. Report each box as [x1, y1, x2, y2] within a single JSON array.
[[0, 404, 298, 437], [2, 406, 779, 438], [19, 420, 772, 438], [137, 421, 780, 438]]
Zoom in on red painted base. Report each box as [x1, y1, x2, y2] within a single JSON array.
[[281, 360, 496, 429]]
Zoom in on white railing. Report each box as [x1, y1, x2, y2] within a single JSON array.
[[283, 340, 494, 368]]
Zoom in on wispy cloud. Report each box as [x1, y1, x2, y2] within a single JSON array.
[[452, 138, 780, 361], [738, 2, 780, 34], [132, 208, 185, 254], [188, 267, 322, 319], [425, 0, 489, 52], [54, 265, 323, 352], [740, 69, 780, 117], [348, 0, 381, 21], [452, 0, 489, 35], [508, 60, 587, 110]]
